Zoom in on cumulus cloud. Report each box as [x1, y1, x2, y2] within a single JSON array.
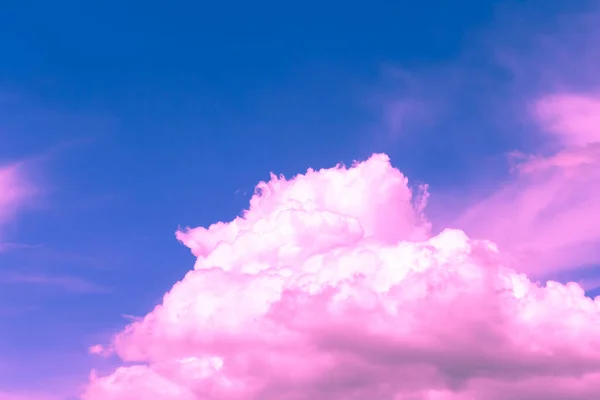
[[456, 92, 600, 275], [85, 154, 600, 399]]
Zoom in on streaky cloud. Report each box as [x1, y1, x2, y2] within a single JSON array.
[[456, 92, 600, 275]]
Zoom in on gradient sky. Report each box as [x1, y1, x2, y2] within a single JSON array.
[[1, 0, 600, 399]]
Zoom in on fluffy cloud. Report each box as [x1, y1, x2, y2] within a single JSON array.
[[456, 92, 600, 275], [85, 154, 600, 399]]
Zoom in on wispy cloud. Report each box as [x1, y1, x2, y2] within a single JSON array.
[[0, 305, 37, 317], [0, 272, 109, 294], [533, 92, 600, 146], [0, 163, 34, 227], [456, 92, 600, 274], [365, 2, 600, 277], [383, 99, 435, 138], [0, 163, 37, 258], [452, 5, 600, 276], [0, 392, 67, 400], [0, 242, 43, 252]]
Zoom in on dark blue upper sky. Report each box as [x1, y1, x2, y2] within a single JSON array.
[[0, 0, 595, 397]]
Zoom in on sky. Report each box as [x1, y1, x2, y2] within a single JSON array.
[[1, 0, 600, 399]]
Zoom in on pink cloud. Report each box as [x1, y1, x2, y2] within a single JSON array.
[[0, 163, 33, 228], [533, 93, 600, 147], [456, 92, 600, 275], [84, 154, 600, 399]]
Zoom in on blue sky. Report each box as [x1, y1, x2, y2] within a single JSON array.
[[1, 0, 599, 398]]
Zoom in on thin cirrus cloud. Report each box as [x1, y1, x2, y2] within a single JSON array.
[[0, 159, 106, 296], [455, 91, 600, 276], [534, 93, 600, 147], [428, 5, 600, 278], [384, 99, 435, 139], [0, 271, 109, 294], [0, 394, 59, 400], [84, 154, 600, 399], [0, 163, 33, 229], [0, 392, 74, 400]]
